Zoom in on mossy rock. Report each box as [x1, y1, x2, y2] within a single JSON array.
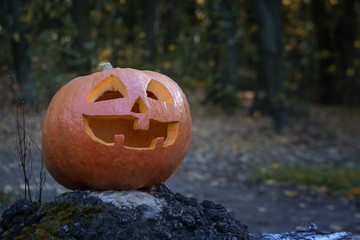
[[0, 185, 249, 240]]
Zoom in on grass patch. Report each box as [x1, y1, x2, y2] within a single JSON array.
[[1, 190, 17, 234], [0, 190, 17, 213], [250, 163, 360, 197]]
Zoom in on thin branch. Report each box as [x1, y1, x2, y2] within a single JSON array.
[[32, 140, 47, 206], [12, 79, 47, 205], [14, 105, 33, 202]]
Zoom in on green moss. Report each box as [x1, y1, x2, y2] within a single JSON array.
[[2, 228, 10, 237], [0, 190, 16, 211], [250, 163, 360, 197], [4, 199, 105, 239], [13, 226, 53, 240]]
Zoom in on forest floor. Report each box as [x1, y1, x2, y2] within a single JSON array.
[[0, 104, 359, 234]]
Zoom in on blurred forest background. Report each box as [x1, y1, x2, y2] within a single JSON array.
[[1, 0, 360, 130], [1, 0, 360, 233]]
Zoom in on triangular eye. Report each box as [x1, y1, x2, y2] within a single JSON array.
[[96, 91, 123, 102], [131, 97, 148, 113], [87, 75, 128, 102], [146, 90, 158, 100], [146, 79, 174, 104]]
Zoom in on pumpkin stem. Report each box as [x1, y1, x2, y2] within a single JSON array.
[[100, 62, 113, 71]]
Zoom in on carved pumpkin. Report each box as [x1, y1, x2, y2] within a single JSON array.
[[42, 65, 192, 190]]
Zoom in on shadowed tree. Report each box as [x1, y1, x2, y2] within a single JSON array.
[[250, 0, 287, 130], [312, 0, 360, 106], [70, 0, 92, 75], [160, 0, 181, 55], [144, 0, 157, 69], [336, 0, 359, 106], [204, 0, 240, 113], [6, 0, 36, 105]]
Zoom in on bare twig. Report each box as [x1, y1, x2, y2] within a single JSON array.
[[32, 141, 47, 206], [14, 105, 32, 202], [13, 104, 47, 205]]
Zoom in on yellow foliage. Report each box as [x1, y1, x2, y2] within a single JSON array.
[[346, 68, 355, 77], [285, 44, 294, 51], [284, 190, 299, 198], [45, 2, 51, 12], [282, 0, 291, 6], [99, 48, 112, 61], [354, 40, 360, 49], [320, 50, 330, 57], [13, 32, 20, 42], [139, 32, 146, 39], [19, 8, 33, 23], [295, 27, 307, 37], [91, 10, 102, 24], [91, 29, 98, 39], [265, 179, 276, 186], [352, 187, 360, 195], [167, 44, 176, 51], [231, 142, 238, 150], [163, 62, 172, 69], [250, 24, 259, 33], [50, 32, 58, 41], [327, 64, 336, 73], [105, 4, 112, 12], [208, 59, 215, 67], [270, 162, 279, 169], [196, 10, 205, 20], [196, 0, 206, 6]]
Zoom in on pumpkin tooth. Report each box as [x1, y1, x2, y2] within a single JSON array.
[[83, 114, 178, 149], [114, 134, 125, 145], [154, 137, 164, 149]]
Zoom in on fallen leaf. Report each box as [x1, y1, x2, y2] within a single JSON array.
[[265, 179, 276, 186], [231, 142, 238, 150], [328, 224, 344, 232], [270, 162, 279, 169], [257, 207, 267, 213], [316, 185, 328, 193], [284, 190, 299, 198]]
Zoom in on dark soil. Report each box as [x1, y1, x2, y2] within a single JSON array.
[[0, 105, 359, 234]]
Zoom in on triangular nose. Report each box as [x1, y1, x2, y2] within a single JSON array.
[[131, 97, 148, 113]]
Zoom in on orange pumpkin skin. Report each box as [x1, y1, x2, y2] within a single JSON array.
[[42, 68, 192, 190]]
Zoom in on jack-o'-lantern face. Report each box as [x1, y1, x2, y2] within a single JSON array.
[[82, 75, 178, 149], [42, 68, 192, 190]]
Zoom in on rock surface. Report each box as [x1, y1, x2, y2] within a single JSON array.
[[0, 185, 249, 240], [1, 185, 355, 240]]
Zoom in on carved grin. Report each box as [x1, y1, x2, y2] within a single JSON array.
[[83, 115, 178, 149]]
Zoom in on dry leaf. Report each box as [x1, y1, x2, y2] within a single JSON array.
[[284, 190, 299, 198], [257, 207, 267, 213], [328, 224, 344, 232]]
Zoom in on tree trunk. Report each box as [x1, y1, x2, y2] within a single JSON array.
[[8, 0, 36, 105], [335, 0, 358, 106], [161, 0, 181, 54], [70, 0, 92, 75], [250, 0, 287, 130], [312, 0, 359, 106], [204, 0, 240, 114], [311, 0, 338, 105], [144, 0, 156, 69]]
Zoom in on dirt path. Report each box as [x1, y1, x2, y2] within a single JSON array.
[[167, 168, 360, 233]]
